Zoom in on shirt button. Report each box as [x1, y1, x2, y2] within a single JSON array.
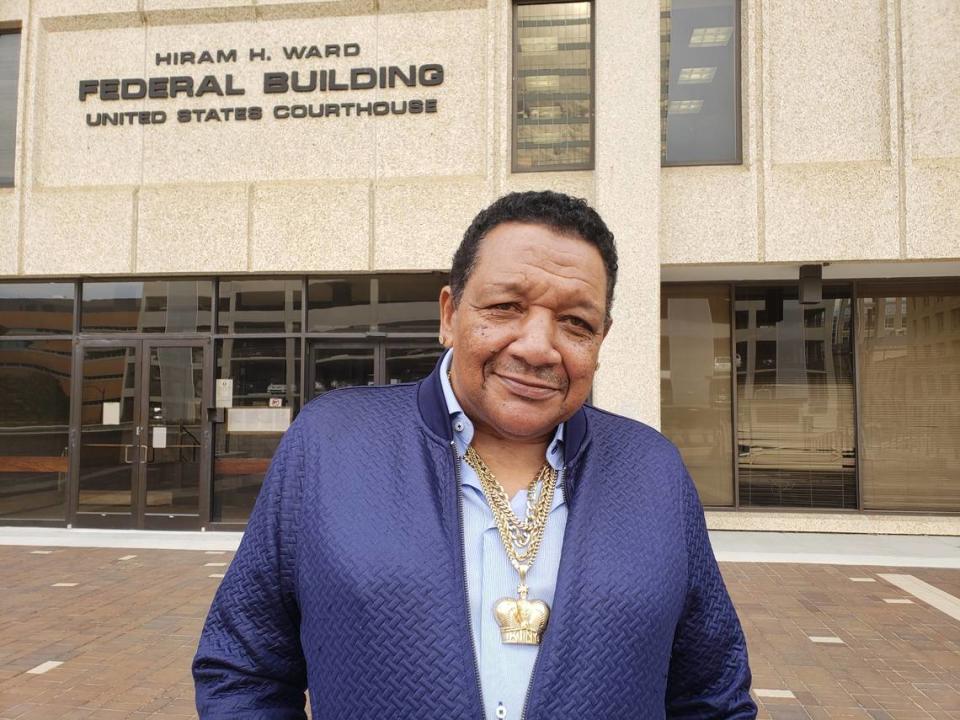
[[454, 421, 465, 433]]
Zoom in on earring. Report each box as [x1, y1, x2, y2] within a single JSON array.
[[595, 361, 601, 371], [438, 334, 445, 346]]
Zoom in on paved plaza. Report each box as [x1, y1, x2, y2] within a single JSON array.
[[1, 535, 959, 719]]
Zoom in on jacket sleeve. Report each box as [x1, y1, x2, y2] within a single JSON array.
[[193, 422, 308, 720], [665, 457, 757, 719]]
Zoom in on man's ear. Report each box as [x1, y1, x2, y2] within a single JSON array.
[[438, 285, 456, 347]]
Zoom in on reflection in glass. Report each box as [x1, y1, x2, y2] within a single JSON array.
[[218, 278, 302, 334], [735, 286, 856, 508], [307, 275, 447, 333], [857, 284, 960, 511], [81, 280, 213, 333], [307, 277, 373, 332], [309, 344, 374, 399], [78, 345, 137, 517], [660, 285, 734, 506], [661, 0, 739, 165], [385, 345, 444, 386], [0, 31, 20, 186], [0, 340, 71, 519], [514, 2, 592, 171], [144, 346, 202, 517], [213, 339, 300, 522], [0, 282, 74, 335]]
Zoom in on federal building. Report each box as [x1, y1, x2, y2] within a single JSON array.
[[0, 0, 958, 535]]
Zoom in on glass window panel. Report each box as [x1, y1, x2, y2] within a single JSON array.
[[78, 345, 137, 516], [0, 282, 74, 335], [0, 31, 20, 186], [0, 339, 71, 520], [735, 286, 857, 509], [660, 284, 734, 506], [308, 343, 375, 400], [217, 278, 302, 334], [307, 277, 373, 333], [857, 282, 960, 511], [514, 2, 593, 172], [213, 338, 300, 523], [385, 344, 444, 386], [376, 274, 446, 332], [661, 0, 740, 165], [81, 280, 213, 333]]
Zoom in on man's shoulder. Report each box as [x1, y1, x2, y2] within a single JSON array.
[[293, 382, 421, 433], [581, 404, 682, 465]]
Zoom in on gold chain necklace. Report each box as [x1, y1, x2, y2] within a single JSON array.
[[463, 446, 558, 646]]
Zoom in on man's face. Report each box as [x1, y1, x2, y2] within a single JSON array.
[[439, 221, 610, 443]]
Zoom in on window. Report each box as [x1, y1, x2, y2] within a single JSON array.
[[513, 1, 593, 172], [661, 0, 740, 165], [81, 280, 213, 333], [0, 29, 20, 186]]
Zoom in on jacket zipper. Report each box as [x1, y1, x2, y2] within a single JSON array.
[[519, 465, 566, 720], [451, 441, 487, 720]]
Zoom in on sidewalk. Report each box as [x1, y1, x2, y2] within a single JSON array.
[[0, 534, 958, 719]]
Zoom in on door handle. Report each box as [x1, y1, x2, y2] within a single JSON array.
[[141, 444, 154, 463], [123, 445, 134, 464]]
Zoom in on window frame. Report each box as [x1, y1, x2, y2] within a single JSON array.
[[0, 26, 22, 189], [660, 0, 743, 168], [511, 0, 596, 174]]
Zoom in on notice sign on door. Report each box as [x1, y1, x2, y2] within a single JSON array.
[[216, 379, 234, 408], [102, 402, 120, 426], [152, 426, 168, 449]]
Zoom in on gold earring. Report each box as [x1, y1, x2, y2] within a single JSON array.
[[596, 361, 601, 371], [438, 334, 445, 346]]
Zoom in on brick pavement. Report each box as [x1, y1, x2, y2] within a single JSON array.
[[1, 546, 958, 719]]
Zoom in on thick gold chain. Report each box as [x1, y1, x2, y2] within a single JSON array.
[[463, 446, 557, 569]]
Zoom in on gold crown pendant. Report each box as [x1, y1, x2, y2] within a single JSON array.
[[493, 563, 550, 646]]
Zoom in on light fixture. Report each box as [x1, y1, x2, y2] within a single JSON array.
[[678, 67, 717, 84], [689, 26, 733, 47], [668, 99, 703, 114]]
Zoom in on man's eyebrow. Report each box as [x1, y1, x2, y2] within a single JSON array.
[[480, 281, 604, 318]]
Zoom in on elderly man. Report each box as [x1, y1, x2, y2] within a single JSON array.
[[193, 191, 756, 719]]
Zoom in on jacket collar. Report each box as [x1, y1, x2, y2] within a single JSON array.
[[417, 354, 588, 469]]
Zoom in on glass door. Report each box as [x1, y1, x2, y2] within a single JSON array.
[[75, 340, 209, 529]]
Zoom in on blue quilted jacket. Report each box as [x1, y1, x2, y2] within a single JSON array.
[[193, 361, 756, 719]]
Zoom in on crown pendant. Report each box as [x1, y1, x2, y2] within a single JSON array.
[[493, 562, 550, 645]]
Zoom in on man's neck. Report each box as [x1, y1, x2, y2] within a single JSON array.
[[471, 429, 552, 500]]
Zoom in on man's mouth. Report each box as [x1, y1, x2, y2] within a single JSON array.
[[494, 372, 563, 400]]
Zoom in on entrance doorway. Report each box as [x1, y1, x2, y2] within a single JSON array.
[[73, 339, 211, 529]]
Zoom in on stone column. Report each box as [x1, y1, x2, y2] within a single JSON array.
[[592, 0, 662, 428]]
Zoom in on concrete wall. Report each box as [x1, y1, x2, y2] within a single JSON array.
[[0, 0, 663, 424], [661, 0, 960, 268]]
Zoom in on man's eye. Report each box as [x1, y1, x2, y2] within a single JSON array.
[[491, 302, 519, 312], [564, 316, 594, 333]]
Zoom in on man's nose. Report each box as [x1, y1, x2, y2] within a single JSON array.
[[511, 310, 563, 369]]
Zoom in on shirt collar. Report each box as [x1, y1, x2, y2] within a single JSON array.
[[438, 350, 565, 475]]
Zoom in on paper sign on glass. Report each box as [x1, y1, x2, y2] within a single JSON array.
[[102, 402, 120, 426], [216, 379, 234, 408], [152, 426, 167, 449]]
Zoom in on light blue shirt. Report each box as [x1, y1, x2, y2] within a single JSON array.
[[439, 350, 568, 720]]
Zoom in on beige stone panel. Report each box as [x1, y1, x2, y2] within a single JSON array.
[[905, 0, 960, 159], [661, 166, 758, 264], [503, 172, 595, 205], [766, 0, 889, 164], [379, 0, 485, 12], [0, 191, 18, 275], [22, 187, 135, 274], [251, 181, 369, 271], [373, 177, 487, 269], [0, 1, 27, 24], [34, 24, 146, 187], [141, 15, 378, 184], [374, 9, 486, 178], [765, 165, 899, 261], [255, 1, 375, 21], [905, 164, 960, 258], [33, 0, 140, 26], [591, 0, 661, 426], [137, 184, 246, 272], [143, 0, 255, 26]]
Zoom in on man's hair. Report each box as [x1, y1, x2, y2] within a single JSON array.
[[450, 191, 618, 325]]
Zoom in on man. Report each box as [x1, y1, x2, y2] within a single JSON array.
[[193, 191, 756, 719]]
